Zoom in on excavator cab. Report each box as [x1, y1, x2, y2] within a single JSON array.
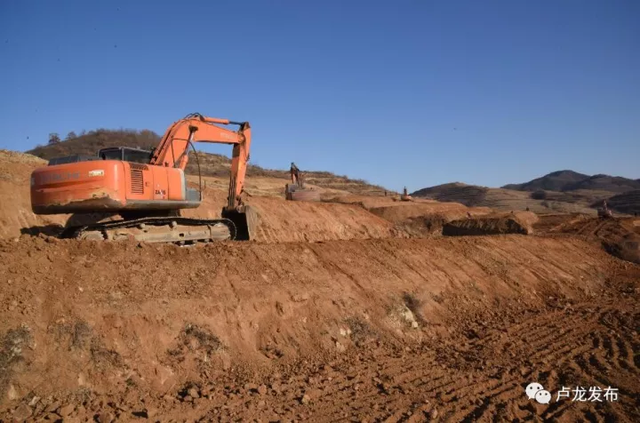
[[98, 147, 153, 164]]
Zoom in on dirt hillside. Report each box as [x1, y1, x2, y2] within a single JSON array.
[[0, 150, 69, 239], [0, 151, 396, 242], [551, 216, 640, 264], [444, 211, 538, 236], [1, 149, 639, 422], [366, 202, 492, 237], [2, 150, 488, 242], [2, 235, 638, 422]]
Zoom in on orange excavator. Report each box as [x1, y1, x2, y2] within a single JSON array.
[[30, 113, 257, 243]]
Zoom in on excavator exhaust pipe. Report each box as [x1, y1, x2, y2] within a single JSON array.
[[221, 205, 258, 241]]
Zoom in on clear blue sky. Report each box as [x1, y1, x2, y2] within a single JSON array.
[[0, 0, 638, 191]]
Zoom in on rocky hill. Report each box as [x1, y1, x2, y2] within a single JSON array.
[[564, 174, 640, 193], [502, 170, 589, 191], [503, 170, 640, 193], [413, 170, 639, 215], [411, 183, 488, 207]]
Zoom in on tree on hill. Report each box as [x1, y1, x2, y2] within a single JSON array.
[[48, 133, 61, 144], [65, 131, 77, 140], [530, 190, 547, 200]]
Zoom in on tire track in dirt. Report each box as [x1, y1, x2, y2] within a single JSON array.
[[383, 304, 638, 422], [342, 305, 635, 421], [262, 305, 628, 422]]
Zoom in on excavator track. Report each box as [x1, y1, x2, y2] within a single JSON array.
[[61, 217, 237, 244]]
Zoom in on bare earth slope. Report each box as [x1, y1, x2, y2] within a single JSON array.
[[1, 236, 638, 421], [0, 149, 486, 242], [0, 150, 394, 241], [0, 150, 69, 238], [553, 216, 640, 264], [1, 149, 640, 421]]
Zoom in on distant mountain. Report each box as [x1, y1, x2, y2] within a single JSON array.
[[564, 175, 640, 193], [412, 170, 640, 216], [502, 170, 640, 193], [502, 170, 589, 192], [410, 182, 598, 213]]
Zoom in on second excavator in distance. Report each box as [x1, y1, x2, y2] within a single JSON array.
[[30, 113, 257, 243]]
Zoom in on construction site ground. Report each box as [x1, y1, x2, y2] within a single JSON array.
[[1, 150, 639, 422]]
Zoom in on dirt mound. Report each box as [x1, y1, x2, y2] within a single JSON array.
[[532, 212, 587, 233], [553, 216, 640, 264], [245, 197, 398, 242], [176, 186, 398, 242], [368, 202, 491, 223], [0, 150, 47, 166], [0, 150, 68, 239], [1, 235, 638, 421], [323, 193, 390, 207], [368, 202, 492, 236], [323, 195, 493, 237], [443, 211, 538, 236]]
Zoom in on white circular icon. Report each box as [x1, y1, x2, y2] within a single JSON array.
[[535, 389, 552, 404], [525, 382, 544, 400]]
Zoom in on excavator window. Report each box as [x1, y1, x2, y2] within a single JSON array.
[[123, 149, 152, 164], [98, 147, 152, 164], [99, 149, 124, 161]]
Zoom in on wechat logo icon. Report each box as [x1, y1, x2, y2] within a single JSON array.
[[526, 382, 552, 404]]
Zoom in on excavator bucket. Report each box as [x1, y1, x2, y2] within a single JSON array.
[[221, 205, 258, 241]]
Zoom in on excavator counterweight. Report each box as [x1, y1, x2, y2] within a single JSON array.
[[30, 113, 256, 244]]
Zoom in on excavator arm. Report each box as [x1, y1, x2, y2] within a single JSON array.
[[151, 113, 252, 210]]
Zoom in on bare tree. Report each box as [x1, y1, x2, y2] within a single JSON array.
[[65, 131, 77, 140], [48, 133, 61, 144]]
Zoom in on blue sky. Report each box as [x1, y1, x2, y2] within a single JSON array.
[[0, 0, 638, 191]]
